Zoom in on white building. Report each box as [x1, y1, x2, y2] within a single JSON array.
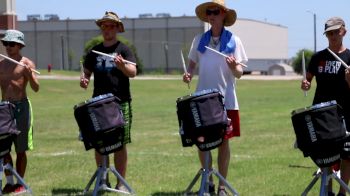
[[2, 7, 290, 74]]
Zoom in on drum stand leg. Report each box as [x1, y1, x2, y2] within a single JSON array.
[[0, 158, 32, 195], [83, 155, 135, 195], [184, 151, 239, 196], [302, 167, 350, 196]]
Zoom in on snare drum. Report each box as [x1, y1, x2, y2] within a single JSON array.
[[0, 101, 18, 135], [74, 94, 125, 155], [291, 100, 346, 167], [0, 101, 17, 158], [0, 134, 13, 158], [176, 89, 228, 151]]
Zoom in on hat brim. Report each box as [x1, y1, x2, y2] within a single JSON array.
[[95, 19, 125, 33], [324, 24, 342, 34], [1, 37, 25, 46], [195, 2, 237, 26]]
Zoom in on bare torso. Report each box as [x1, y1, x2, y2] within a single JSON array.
[[0, 57, 34, 101]]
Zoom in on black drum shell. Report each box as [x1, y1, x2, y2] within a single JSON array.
[[291, 102, 346, 157], [176, 89, 227, 151], [0, 102, 18, 135], [74, 94, 125, 154], [0, 134, 13, 159]]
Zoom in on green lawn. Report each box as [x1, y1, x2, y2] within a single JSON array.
[[4, 77, 331, 195]]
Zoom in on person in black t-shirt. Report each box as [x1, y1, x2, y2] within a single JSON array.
[[301, 17, 350, 196], [80, 11, 137, 190]]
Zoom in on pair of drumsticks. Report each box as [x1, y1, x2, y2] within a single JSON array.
[[301, 48, 349, 97], [180, 47, 248, 89]]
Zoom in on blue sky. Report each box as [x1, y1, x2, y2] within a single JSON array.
[[16, 0, 350, 58]]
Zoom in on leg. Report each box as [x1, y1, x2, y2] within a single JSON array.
[[217, 139, 230, 188], [95, 151, 109, 167], [3, 153, 13, 177], [2, 153, 15, 193], [15, 152, 27, 178], [114, 145, 127, 188], [338, 159, 350, 195], [198, 150, 213, 183]]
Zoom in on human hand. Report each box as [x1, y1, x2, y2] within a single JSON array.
[[80, 77, 89, 89], [183, 72, 192, 83], [301, 79, 311, 91]]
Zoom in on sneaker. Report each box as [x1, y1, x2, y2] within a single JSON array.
[[13, 184, 26, 195], [116, 184, 129, 192], [2, 183, 15, 194], [218, 187, 228, 196]]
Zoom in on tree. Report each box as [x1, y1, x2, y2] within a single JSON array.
[[291, 49, 314, 74], [82, 35, 143, 74]]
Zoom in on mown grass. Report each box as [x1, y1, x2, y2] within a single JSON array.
[[5, 77, 332, 195]]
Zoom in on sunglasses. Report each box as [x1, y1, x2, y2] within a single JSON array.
[[100, 24, 117, 31], [206, 9, 221, 16], [325, 29, 340, 36], [2, 41, 17, 47]]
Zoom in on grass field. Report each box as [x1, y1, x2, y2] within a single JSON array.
[[4, 75, 333, 195]]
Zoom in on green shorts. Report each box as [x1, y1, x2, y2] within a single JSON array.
[[11, 98, 34, 153], [120, 101, 132, 145]]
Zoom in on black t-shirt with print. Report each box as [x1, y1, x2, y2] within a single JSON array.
[[84, 41, 136, 102], [308, 48, 350, 119]]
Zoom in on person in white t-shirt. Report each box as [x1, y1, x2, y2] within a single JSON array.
[[183, 0, 248, 195]]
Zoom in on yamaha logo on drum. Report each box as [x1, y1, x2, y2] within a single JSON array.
[[88, 108, 101, 131], [305, 114, 317, 142], [190, 102, 202, 127]]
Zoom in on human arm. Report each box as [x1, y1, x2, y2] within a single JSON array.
[[80, 68, 92, 89], [301, 72, 314, 91], [346, 68, 350, 88], [114, 55, 137, 78], [23, 58, 39, 92], [226, 56, 243, 79], [183, 60, 196, 83]]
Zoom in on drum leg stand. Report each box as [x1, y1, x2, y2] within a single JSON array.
[[83, 155, 135, 196], [184, 151, 239, 196], [0, 158, 32, 195], [302, 167, 350, 196]]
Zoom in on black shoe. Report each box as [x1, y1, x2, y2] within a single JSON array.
[[209, 184, 215, 194], [328, 192, 335, 196], [337, 193, 346, 196]]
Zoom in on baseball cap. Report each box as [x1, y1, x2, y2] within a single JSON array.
[[324, 17, 345, 34]]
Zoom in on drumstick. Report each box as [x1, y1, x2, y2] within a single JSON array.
[[91, 50, 136, 66], [0, 53, 41, 74], [181, 50, 190, 89], [302, 51, 307, 97], [80, 60, 85, 78], [327, 48, 349, 69], [204, 46, 248, 68]]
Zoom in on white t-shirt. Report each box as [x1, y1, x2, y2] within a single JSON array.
[[188, 33, 248, 110]]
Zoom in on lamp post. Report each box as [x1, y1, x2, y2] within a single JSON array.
[[307, 11, 317, 53]]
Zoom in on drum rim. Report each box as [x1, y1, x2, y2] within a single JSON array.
[[291, 100, 338, 116], [0, 101, 11, 106], [177, 88, 220, 102], [74, 93, 114, 109]]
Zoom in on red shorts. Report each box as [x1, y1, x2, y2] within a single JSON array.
[[224, 110, 240, 139]]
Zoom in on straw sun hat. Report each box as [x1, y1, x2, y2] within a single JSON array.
[[95, 11, 125, 33], [195, 0, 237, 26]]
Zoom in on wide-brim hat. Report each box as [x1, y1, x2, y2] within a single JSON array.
[[96, 11, 125, 33], [1, 29, 25, 46], [195, 0, 237, 26]]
